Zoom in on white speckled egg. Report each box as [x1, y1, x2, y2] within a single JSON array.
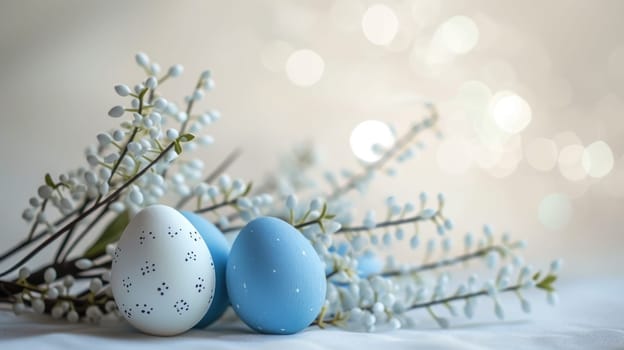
[[111, 205, 215, 336]]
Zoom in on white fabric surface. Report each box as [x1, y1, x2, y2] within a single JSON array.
[[1, 277, 623, 350]]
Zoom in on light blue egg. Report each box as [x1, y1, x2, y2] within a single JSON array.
[[180, 211, 230, 328], [227, 216, 326, 334], [357, 250, 383, 278]]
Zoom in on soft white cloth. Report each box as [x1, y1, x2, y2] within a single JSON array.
[[1, 278, 622, 350]]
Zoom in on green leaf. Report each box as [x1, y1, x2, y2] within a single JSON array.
[[242, 182, 253, 196], [320, 203, 328, 218], [174, 140, 182, 155], [178, 133, 195, 142], [45, 173, 55, 188], [536, 274, 557, 292], [83, 211, 130, 259], [532, 272, 541, 281]]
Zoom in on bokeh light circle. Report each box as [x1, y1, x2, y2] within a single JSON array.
[[582, 140, 614, 178], [361, 4, 399, 45], [490, 92, 532, 134], [435, 16, 479, 54], [285, 49, 325, 87], [350, 120, 395, 163]]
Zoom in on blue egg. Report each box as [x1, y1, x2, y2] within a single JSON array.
[[357, 250, 383, 278], [180, 211, 230, 328], [227, 216, 326, 334]]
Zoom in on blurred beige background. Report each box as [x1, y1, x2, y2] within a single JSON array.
[[0, 0, 623, 279]]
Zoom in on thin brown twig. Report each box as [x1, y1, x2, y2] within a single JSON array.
[[0, 142, 175, 278]]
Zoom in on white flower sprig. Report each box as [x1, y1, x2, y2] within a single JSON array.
[[0, 53, 560, 330]]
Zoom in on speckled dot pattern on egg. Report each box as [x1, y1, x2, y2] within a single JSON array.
[[111, 205, 216, 336], [227, 216, 327, 335]]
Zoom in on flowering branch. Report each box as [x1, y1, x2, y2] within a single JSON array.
[[0, 53, 560, 331], [0, 141, 176, 278], [380, 245, 507, 277]]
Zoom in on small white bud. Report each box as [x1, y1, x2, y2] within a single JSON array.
[[232, 179, 246, 193], [60, 198, 73, 210], [22, 208, 35, 222], [494, 302, 505, 320], [101, 271, 111, 282], [547, 292, 559, 306], [114, 84, 132, 97], [96, 133, 113, 146], [32, 298, 45, 314], [175, 112, 188, 123], [12, 302, 25, 315], [145, 76, 158, 89], [310, 198, 323, 211], [166, 128, 179, 140], [105, 300, 117, 312], [29, 197, 40, 207], [218, 175, 232, 191], [112, 129, 125, 141], [168, 64, 184, 77], [67, 310, 79, 323], [38, 185, 53, 199], [153, 97, 168, 111], [218, 215, 230, 229], [286, 194, 297, 210], [63, 275, 75, 287], [149, 62, 161, 75], [51, 305, 64, 319], [192, 89, 204, 101], [36, 211, 47, 223], [98, 182, 109, 196], [129, 187, 144, 205], [135, 52, 149, 67], [410, 235, 419, 249], [207, 186, 219, 198], [18, 267, 31, 280], [84, 171, 98, 185], [127, 141, 143, 155], [110, 201, 125, 213], [75, 258, 94, 270], [44, 267, 57, 283], [550, 259, 563, 274], [89, 278, 103, 293], [521, 299, 531, 313], [108, 105, 125, 118]]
